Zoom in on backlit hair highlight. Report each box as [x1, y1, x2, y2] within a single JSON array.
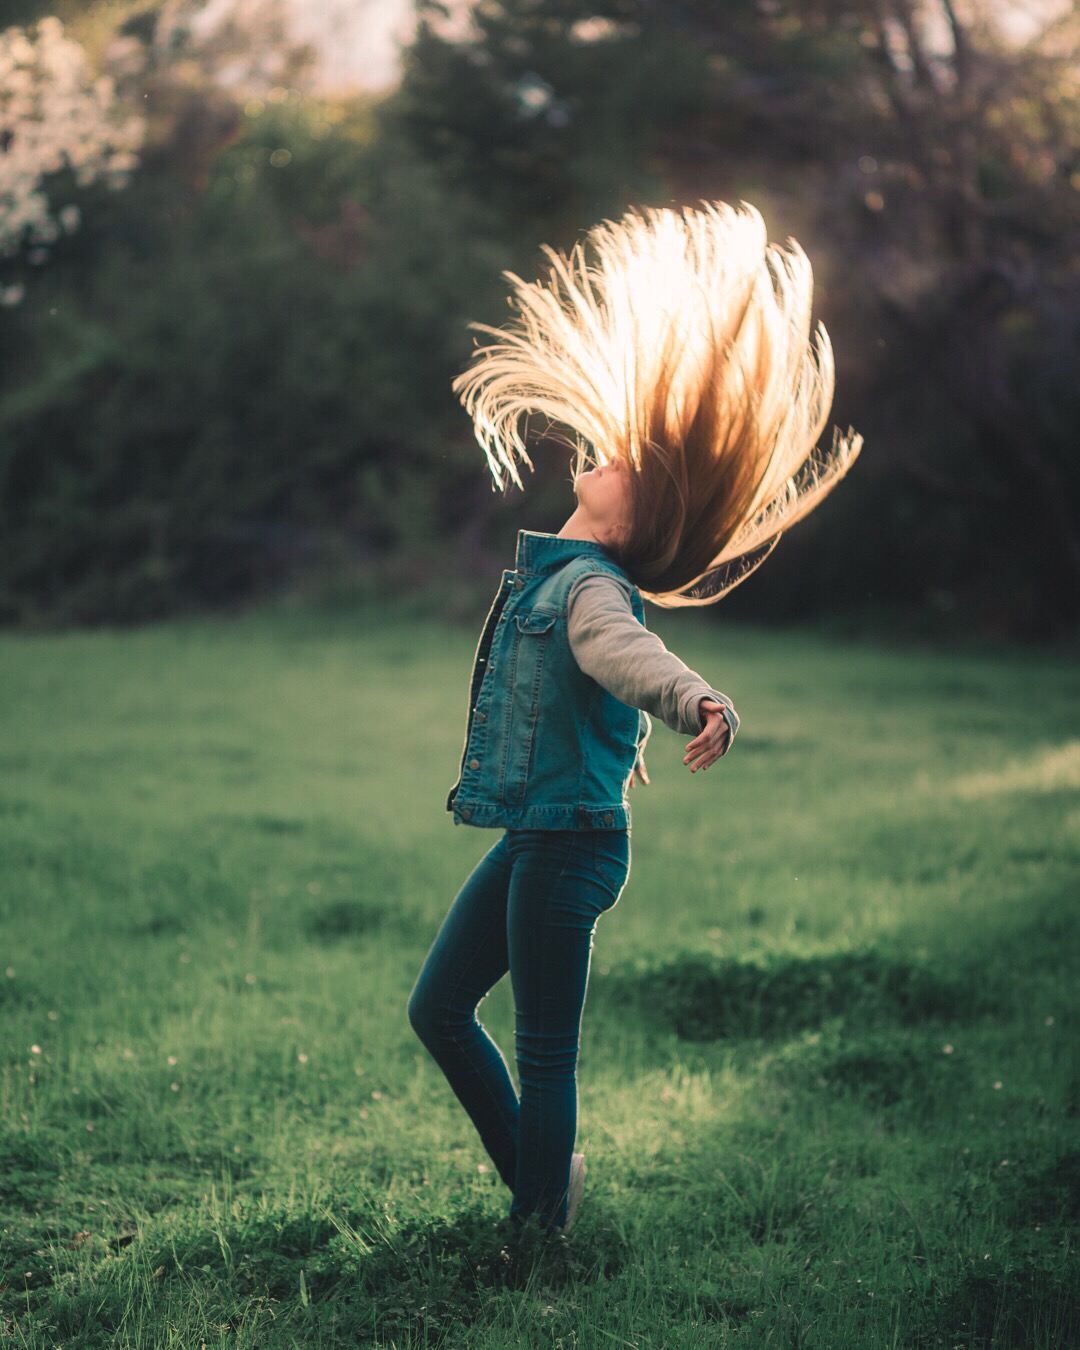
[[453, 200, 862, 605]]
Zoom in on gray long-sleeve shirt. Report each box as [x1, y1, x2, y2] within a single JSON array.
[[566, 572, 739, 748]]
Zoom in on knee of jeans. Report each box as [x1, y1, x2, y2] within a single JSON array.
[[409, 980, 479, 1046], [515, 1032, 578, 1076]]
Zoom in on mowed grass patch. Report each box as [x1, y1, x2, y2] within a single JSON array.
[[1, 608, 1077, 1348]]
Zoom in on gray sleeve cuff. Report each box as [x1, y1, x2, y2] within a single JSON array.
[[689, 690, 739, 755]]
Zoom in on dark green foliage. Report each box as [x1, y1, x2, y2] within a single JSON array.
[[0, 1130, 59, 1206], [45, 1286, 128, 1346], [143, 1206, 350, 1296], [932, 1254, 1080, 1349], [3, 2, 1078, 631], [396, 0, 711, 237], [762, 1027, 978, 1115], [249, 815, 306, 835], [804, 1034, 971, 1109], [306, 899, 400, 941], [603, 950, 986, 1041], [95, 1198, 616, 1346], [998, 1151, 1080, 1229], [0, 971, 46, 1010], [0, 103, 507, 624], [129, 914, 186, 938], [708, 1150, 829, 1247]]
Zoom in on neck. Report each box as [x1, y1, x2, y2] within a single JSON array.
[[556, 508, 606, 545]]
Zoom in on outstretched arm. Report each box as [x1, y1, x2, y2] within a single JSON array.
[[568, 573, 739, 768]]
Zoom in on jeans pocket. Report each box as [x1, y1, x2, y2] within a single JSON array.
[[591, 830, 631, 905]]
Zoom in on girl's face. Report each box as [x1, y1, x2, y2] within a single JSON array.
[[572, 459, 633, 547]]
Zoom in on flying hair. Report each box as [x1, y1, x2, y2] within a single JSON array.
[[452, 200, 862, 605]]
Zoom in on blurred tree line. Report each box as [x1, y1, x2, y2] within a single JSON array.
[[1, 0, 1077, 634]]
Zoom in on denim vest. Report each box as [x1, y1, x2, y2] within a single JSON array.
[[447, 531, 648, 831]]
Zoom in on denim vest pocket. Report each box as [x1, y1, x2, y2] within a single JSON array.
[[515, 611, 558, 634], [502, 610, 558, 806]]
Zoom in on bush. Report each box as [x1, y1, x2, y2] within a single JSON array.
[[0, 103, 509, 623]]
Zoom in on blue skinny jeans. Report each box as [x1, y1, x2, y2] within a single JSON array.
[[407, 828, 630, 1227]]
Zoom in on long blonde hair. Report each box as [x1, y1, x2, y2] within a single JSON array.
[[453, 201, 862, 605]]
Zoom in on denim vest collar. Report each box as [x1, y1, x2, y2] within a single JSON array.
[[513, 530, 614, 576]]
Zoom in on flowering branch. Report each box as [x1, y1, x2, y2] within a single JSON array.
[[0, 16, 145, 305]]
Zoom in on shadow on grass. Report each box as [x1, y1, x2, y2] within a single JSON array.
[[0, 971, 48, 1012], [927, 1252, 1080, 1349], [23, 1199, 631, 1348], [0, 1131, 59, 1209], [983, 1150, 1080, 1231], [770, 1028, 976, 1112], [601, 949, 989, 1042], [305, 898, 424, 943]]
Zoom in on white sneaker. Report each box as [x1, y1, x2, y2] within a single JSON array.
[[564, 1153, 586, 1232]]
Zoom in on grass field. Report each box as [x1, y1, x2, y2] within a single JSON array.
[[1, 604, 1078, 1348]]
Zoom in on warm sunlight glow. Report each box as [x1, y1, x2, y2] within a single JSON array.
[[953, 740, 1080, 798], [186, 1, 1079, 92], [454, 201, 861, 604]]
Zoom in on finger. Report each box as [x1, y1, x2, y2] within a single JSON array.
[[703, 721, 730, 751], [690, 745, 722, 772], [685, 731, 721, 760], [693, 713, 726, 741]]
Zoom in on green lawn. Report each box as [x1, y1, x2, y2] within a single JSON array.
[[1, 607, 1077, 1347]]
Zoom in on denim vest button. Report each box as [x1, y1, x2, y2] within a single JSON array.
[[603, 811, 614, 825], [469, 758, 480, 771], [514, 578, 525, 589], [474, 711, 486, 724], [460, 807, 472, 821]]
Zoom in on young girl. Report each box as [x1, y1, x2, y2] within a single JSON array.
[[407, 201, 861, 1235]]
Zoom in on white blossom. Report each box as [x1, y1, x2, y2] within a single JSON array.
[[0, 17, 146, 288]]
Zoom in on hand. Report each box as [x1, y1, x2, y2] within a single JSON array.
[[629, 754, 650, 789], [683, 699, 731, 774]]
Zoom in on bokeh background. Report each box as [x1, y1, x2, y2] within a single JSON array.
[[2, 0, 1078, 638]]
